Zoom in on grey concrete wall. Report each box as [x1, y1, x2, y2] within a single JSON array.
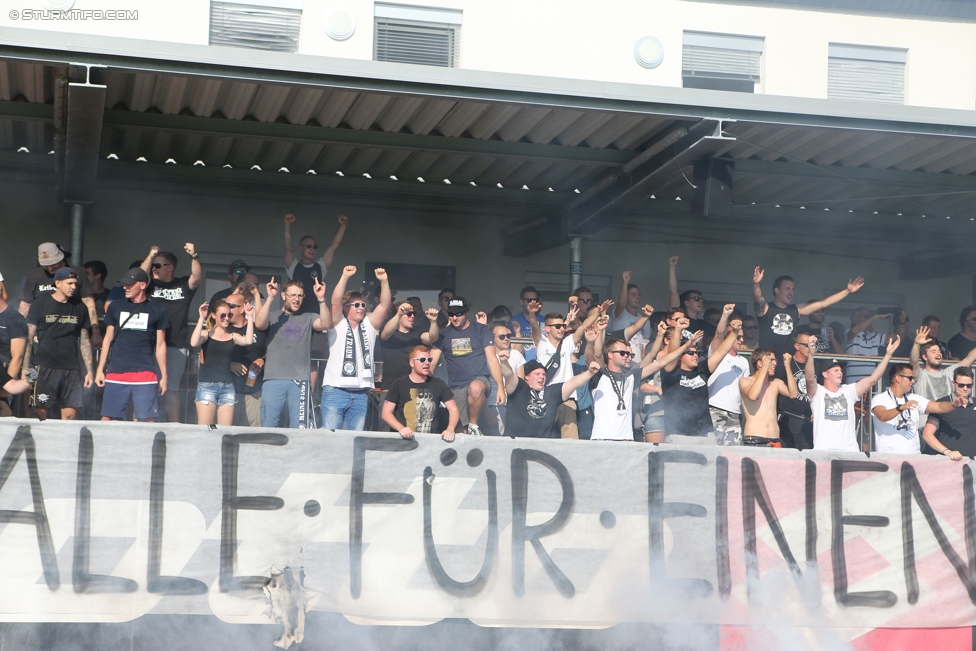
[[0, 178, 969, 337]]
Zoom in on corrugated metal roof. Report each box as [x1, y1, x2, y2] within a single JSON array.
[[4, 53, 976, 261]]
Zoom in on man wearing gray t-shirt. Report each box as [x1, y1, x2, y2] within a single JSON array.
[[910, 325, 976, 402], [256, 276, 332, 428]]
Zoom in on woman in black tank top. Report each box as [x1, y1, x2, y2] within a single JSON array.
[[190, 299, 254, 425]]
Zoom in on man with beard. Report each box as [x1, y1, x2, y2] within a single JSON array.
[[738, 348, 798, 447], [921, 367, 976, 459], [255, 276, 331, 428], [909, 325, 976, 402], [383, 345, 458, 441]]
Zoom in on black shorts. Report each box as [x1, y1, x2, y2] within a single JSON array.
[[35, 367, 84, 410]]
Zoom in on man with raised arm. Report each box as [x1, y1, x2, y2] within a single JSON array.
[[752, 266, 864, 378], [511, 286, 545, 362], [383, 345, 458, 442], [284, 212, 349, 379], [587, 323, 699, 442], [806, 335, 899, 452], [872, 361, 956, 454], [141, 243, 204, 422], [500, 350, 600, 439], [380, 301, 441, 390], [921, 366, 976, 460], [255, 275, 331, 428], [612, 271, 651, 340], [320, 265, 391, 430], [738, 348, 798, 448], [910, 325, 976, 402], [668, 256, 711, 337], [707, 305, 753, 446]]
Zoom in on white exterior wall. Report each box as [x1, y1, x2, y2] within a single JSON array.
[[1, 0, 974, 109]]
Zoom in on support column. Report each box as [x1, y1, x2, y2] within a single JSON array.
[[569, 237, 582, 293], [70, 203, 85, 265]]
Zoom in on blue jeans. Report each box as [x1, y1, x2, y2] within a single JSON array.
[[320, 386, 368, 431], [261, 380, 312, 428]]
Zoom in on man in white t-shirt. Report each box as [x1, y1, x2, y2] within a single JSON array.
[[528, 305, 600, 438], [871, 363, 956, 454], [807, 335, 899, 452], [909, 324, 976, 402], [320, 265, 391, 431], [586, 329, 698, 441], [707, 305, 751, 446]]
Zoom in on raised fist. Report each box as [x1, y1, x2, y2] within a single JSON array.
[[338, 214, 349, 227], [342, 266, 357, 278], [284, 213, 296, 225]]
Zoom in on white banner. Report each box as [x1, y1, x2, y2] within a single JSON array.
[[0, 419, 974, 632]]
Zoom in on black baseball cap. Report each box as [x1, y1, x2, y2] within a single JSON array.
[[447, 297, 469, 314], [119, 268, 149, 285], [228, 260, 251, 274], [818, 358, 847, 374]]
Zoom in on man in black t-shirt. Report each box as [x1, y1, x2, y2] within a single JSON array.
[[141, 243, 203, 422], [379, 301, 442, 390], [500, 355, 599, 438], [23, 268, 93, 420], [751, 266, 864, 379], [922, 366, 976, 459], [383, 345, 458, 441], [661, 317, 738, 438], [84, 260, 110, 334], [20, 242, 100, 348]]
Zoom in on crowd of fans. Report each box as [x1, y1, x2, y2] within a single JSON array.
[[3, 214, 976, 460]]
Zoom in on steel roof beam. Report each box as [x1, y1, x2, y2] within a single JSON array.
[[734, 157, 976, 191]]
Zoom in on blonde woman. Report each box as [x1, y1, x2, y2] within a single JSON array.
[[190, 299, 254, 425]]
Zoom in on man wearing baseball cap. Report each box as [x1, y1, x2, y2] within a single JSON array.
[[208, 260, 252, 307], [434, 297, 504, 436], [22, 268, 93, 420], [19, 242, 100, 347], [95, 267, 170, 422]]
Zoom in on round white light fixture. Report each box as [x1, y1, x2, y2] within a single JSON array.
[[325, 10, 356, 41], [634, 36, 664, 69], [42, 0, 75, 10]]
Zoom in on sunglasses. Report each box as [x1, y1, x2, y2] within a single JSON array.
[[496, 333, 512, 340], [233, 269, 247, 275], [403, 311, 415, 317], [302, 243, 318, 249], [955, 382, 974, 388], [151, 263, 171, 269], [412, 357, 433, 363], [216, 313, 231, 319], [225, 302, 241, 309], [610, 350, 634, 358], [577, 297, 594, 304], [689, 296, 704, 301], [685, 350, 700, 356], [523, 297, 541, 303], [547, 323, 567, 330], [346, 302, 367, 308], [448, 311, 465, 317], [897, 375, 916, 382]]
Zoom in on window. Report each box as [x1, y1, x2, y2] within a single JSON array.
[[828, 44, 906, 105], [374, 2, 461, 68], [682, 32, 763, 93], [209, 0, 302, 52]]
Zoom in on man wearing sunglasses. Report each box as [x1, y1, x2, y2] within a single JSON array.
[[667, 256, 714, 340], [511, 287, 545, 362], [208, 260, 253, 307], [140, 243, 204, 422], [379, 300, 442, 390], [921, 367, 975, 459], [320, 265, 391, 431], [872, 361, 956, 454], [909, 325, 976, 402], [662, 315, 740, 439], [435, 297, 504, 436], [382, 345, 458, 442]]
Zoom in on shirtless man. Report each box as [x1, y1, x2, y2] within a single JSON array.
[[738, 348, 799, 447]]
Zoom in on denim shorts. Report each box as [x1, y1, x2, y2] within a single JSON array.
[[195, 381, 236, 406]]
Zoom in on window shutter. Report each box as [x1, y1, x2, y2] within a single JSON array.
[[373, 3, 462, 68], [828, 44, 906, 104], [209, 1, 302, 53], [681, 32, 763, 93]]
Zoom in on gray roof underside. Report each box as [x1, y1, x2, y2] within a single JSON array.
[[2, 28, 976, 272]]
